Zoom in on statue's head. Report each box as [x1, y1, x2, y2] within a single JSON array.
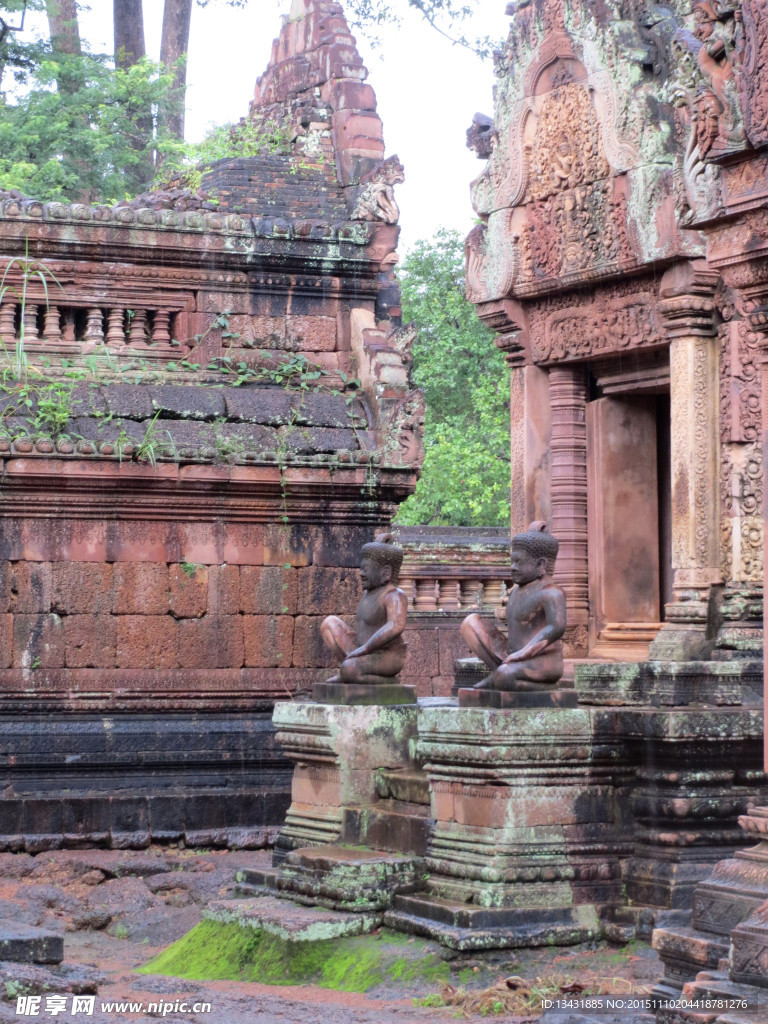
[[360, 531, 404, 588], [511, 521, 559, 580]]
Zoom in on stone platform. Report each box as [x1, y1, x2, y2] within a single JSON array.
[[270, 699, 424, 863], [384, 893, 600, 950]]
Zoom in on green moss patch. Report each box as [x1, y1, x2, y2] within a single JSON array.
[[139, 919, 449, 994]]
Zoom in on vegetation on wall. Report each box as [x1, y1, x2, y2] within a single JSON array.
[[394, 228, 511, 527]]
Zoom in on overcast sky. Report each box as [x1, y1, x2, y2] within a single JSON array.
[[26, 1, 507, 253]]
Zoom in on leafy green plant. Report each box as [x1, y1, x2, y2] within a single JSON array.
[[134, 409, 177, 466], [0, 245, 62, 380], [156, 115, 292, 192], [32, 380, 74, 436]]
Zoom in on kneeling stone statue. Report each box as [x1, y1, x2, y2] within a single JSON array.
[[316, 532, 414, 704], [460, 521, 566, 691]]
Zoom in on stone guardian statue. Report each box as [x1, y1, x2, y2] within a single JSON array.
[[460, 521, 566, 691]]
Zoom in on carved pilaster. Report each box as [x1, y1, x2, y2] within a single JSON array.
[[649, 263, 720, 662], [549, 365, 588, 655], [714, 301, 764, 660], [510, 364, 551, 536]]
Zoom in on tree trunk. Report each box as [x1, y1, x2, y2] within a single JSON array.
[[114, 0, 146, 68], [46, 0, 81, 58], [113, 0, 154, 192], [159, 0, 193, 141]]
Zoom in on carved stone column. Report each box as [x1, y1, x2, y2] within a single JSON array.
[[711, 301, 764, 662], [477, 299, 550, 537], [649, 263, 721, 662], [549, 365, 589, 656], [510, 364, 551, 536]]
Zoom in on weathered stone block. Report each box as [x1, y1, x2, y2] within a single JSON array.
[[150, 384, 226, 421], [52, 562, 113, 615], [296, 566, 360, 615], [205, 894, 381, 939], [403, 629, 439, 677], [169, 563, 209, 618], [240, 565, 297, 614], [0, 613, 12, 668], [243, 615, 294, 668], [10, 562, 52, 613], [177, 616, 244, 669], [116, 615, 178, 669], [224, 388, 297, 425], [0, 921, 63, 964], [64, 615, 117, 668], [208, 564, 240, 614], [106, 521, 179, 563], [112, 563, 169, 615], [13, 614, 65, 668], [292, 614, 335, 667]]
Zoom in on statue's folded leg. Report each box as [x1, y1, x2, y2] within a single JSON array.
[[461, 613, 506, 689], [321, 615, 356, 683], [339, 647, 406, 685], [490, 655, 563, 692]]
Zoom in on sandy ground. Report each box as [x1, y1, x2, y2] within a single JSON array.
[[0, 848, 662, 1023]]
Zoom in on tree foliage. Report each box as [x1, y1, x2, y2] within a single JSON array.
[[394, 229, 511, 527], [0, 51, 179, 202]]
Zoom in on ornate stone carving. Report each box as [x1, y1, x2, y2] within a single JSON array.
[[534, 292, 663, 364], [466, 112, 494, 159], [465, 213, 518, 304], [518, 179, 632, 287], [719, 314, 763, 585], [548, 365, 589, 654], [735, 0, 768, 148], [528, 84, 610, 202], [382, 390, 426, 468], [351, 156, 404, 224]]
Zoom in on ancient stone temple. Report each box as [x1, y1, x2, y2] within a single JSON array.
[[462, 0, 768, 1011], [0, 0, 424, 848], [466, 0, 764, 669]]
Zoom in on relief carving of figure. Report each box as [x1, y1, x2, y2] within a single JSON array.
[[351, 156, 405, 224]]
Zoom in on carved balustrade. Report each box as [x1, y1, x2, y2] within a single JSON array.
[[0, 299, 187, 358], [395, 526, 512, 615]]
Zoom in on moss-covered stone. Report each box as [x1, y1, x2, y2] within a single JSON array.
[[139, 920, 449, 993]]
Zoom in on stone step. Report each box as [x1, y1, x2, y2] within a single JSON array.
[[652, 922, 730, 973], [374, 768, 430, 804], [236, 866, 280, 893], [0, 921, 64, 964], [277, 845, 427, 912], [342, 803, 432, 856], [384, 893, 600, 951], [205, 895, 381, 940], [661, 971, 768, 1023]]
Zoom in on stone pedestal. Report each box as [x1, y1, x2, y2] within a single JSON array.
[[270, 700, 419, 864], [576, 662, 767, 915], [311, 679, 417, 705], [383, 703, 626, 949], [651, 808, 768, 1024], [653, 806, 768, 1002], [457, 688, 578, 709]]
